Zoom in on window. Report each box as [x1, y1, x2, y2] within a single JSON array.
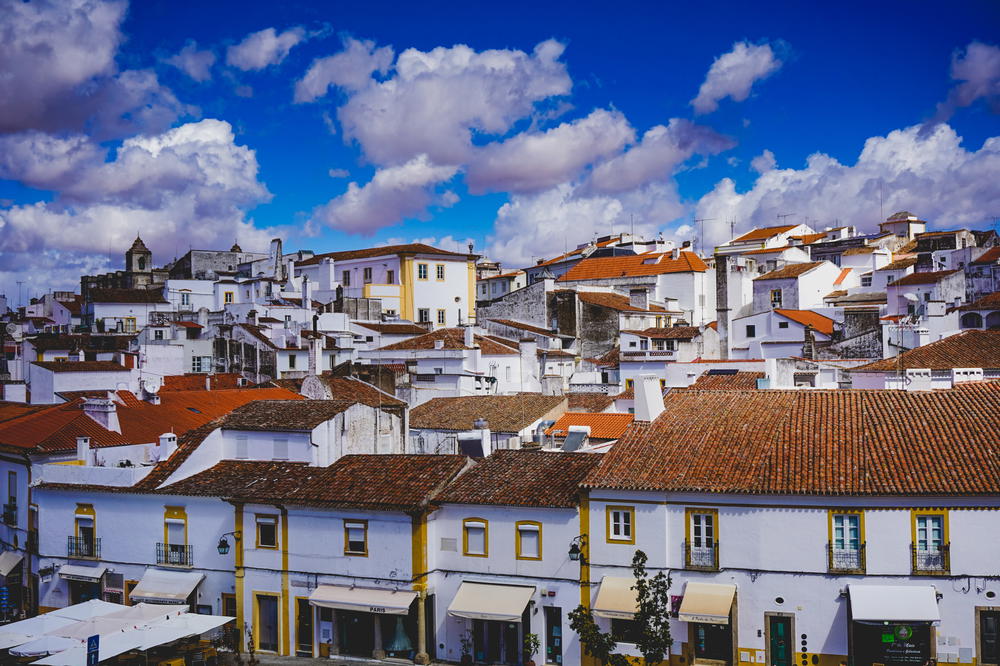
[[123, 317, 137, 332], [288, 354, 297, 369], [387, 269, 395, 284], [436, 264, 446, 280], [770, 289, 782, 308], [418, 263, 429, 280], [746, 324, 756, 338], [191, 355, 211, 373], [463, 518, 488, 556], [686, 508, 718, 570], [163, 506, 188, 565], [778, 321, 789, 329], [74, 504, 96, 558], [606, 506, 635, 544], [829, 511, 864, 572], [154, 329, 164, 340], [624, 378, 634, 391], [235, 436, 248, 459], [256, 515, 278, 549], [342, 270, 351, 287], [639, 339, 648, 350], [418, 308, 431, 323], [7, 471, 15, 507], [912, 510, 948, 573], [272, 438, 288, 461], [861, 275, 872, 287], [180, 292, 191, 306], [924, 292, 931, 302], [515, 521, 541, 560], [363, 267, 372, 283], [437, 309, 446, 325], [611, 618, 642, 644], [344, 520, 368, 556], [224, 292, 234, 304]]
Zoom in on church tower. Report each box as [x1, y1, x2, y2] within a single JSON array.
[[125, 235, 153, 274]]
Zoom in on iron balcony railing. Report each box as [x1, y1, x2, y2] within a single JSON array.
[[67, 536, 100, 559], [157, 543, 194, 567], [911, 543, 950, 575], [827, 543, 866, 573], [684, 540, 720, 571]]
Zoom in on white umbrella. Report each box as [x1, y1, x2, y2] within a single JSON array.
[[102, 603, 187, 624], [8, 634, 79, 657], [0, 631, 35, 650], [31, 629, 144, 666], [46, 617, 130, 639], [49, 599, 121, 621], [0, 614, 78, 649]]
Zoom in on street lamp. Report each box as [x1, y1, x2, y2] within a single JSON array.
[[568, 535, 587, 564], [217, 531, 241, 555]]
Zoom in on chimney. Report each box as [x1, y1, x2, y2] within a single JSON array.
[[285, 258, 296, 286], [322, 257, 336, 291], [248, 309, 258, 326], [634, 374, 665, 422], [434, 339, 445, 350], [158, 433, 177, 459], [308, 335, 323, 375], [802, 325, 816, 360], [82, 398, 120, 433], [76, 436, 91, 465], [303, 275, 313, 312], [197, 307, 209, 328], [519, 338, 539, 391], [714, 253, 730, 360], [629, 288, 649, 311], [205, 375, 212, 391], [269, 238, 283, 280], [671, 247, 680, 260], [463, 326, 475, 347]]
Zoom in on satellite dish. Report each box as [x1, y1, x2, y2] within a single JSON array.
[[903, 292, 919, 302], [143, 377, 161, 394]]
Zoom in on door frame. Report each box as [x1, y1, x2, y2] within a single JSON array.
[[765, 612, 795, 666], [295, 596, 314, 657], [687, 595, 738, 666], [976, 606, 1000, 666], [252, 591, 281, 654]]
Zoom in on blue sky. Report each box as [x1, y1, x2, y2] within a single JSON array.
[[0, 0, 998, 299]]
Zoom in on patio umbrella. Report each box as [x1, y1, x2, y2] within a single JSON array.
[[9, 634, 79, 657]]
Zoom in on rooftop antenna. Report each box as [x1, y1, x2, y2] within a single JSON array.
[[776, 213, 795, 224], [879, 179, 885, 222], [694, 218, 715, 255]]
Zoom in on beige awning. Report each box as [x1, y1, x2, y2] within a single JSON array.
[[58, 564, 106, 582], [593, 576, 638, 619], [448, 582, 534, 622], [308, 585, 416, 615], [678, 582, 736, 625], [130, 569, 204, 604], [0, 551, 23, 577]]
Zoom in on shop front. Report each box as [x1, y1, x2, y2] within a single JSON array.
[[128, 568, 205, 609], [678, 582, 738, 666], [58, 564, 107, 605], [848, 585, 939, 666], [447, 581, 535, 665], [0, 551, 25, 620], [308, 584, 419, 660]]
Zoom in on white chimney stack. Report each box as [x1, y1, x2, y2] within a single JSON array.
[[158, 433, 177, 459], [434, 339, 445, 350], [303, 276, 313, 312], [76, 436, 91, 465], [634, 374, 665, 422], [463, 326, 475, 347], [82, 398, 121, 433]]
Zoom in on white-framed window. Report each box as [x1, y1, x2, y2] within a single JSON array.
[[516, 522, 541, 560], [180, 292, 191, 306], [607, 506, 634, 543], [418, 308, 430, 323], [418, 264, 429, 280], [861, 275, 872, 287], [832, 513, 860, 551], [916, 515, 943, 552], [691, 512, 714, 548], [288, 354, 297, 369], [224, 292, 234, 305], [154, 329, 165, 340], [235, 436, 248, 459], [687, 509, 717, 568], [256, 515, 278, 549], [436, 264, 445, 280], [437, 309, 446, 325], [770, 289, 782, 307], [344, 520, 368, 556], [272, 438, 288, 461], [191, 356, 211, 373]]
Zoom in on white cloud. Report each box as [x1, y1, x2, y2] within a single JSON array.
[[691, 41, 783, 114], [926, 41, 1000, 130], [294, 37, 394, 102], [0, 0, 189, 137], [328, 168, 350, 178], [165, 41, 216, 82], [585, 119, 735, 194], [695, 123, 1000, 249], [309, 155, 458, 234], [226, 27, 306, 71], [335, 39, 572, 166], [465, 109, 635, 194], [750, 149, 776, 174]]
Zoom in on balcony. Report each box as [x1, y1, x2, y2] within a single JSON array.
[[827, 543, 866, 574], [621, 350, 676, 361], [157, 543, 194, 567], [911, 544, 950, 575], [684, 541, 719, 571], [67, 536, 100, 559], [2, 503, 15, 526], [26, 531, 38, 555]]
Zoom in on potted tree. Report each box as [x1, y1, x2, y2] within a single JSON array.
[[460, 629, 474, 666], [523, 632, 542, 666]]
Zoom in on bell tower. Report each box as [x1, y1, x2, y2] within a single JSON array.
[[125, 235, 153, 274]]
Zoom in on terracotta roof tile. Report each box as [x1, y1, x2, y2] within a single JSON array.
[[877, 256, 918, 271], [88, 288, 168, 304], [754, 262, 825, 281], [842, 247, 876, 256], [972, 246, 1000, 265], [732, 225, 799, 242], [590, 346, 620, 368], [575, 291, 669, 313], [545, 412, 634, 439], [566, 393, 614, 412], [32, 361, 129, 373], [632, 326, 701, 340], [410, 394, 567, 432], [435, 449, 600, 508], [488, 319, 560, 337], [558, 251, 707, 281], [853, 330, 1000, 371], [223, 400, 355, 431], [162, 374, 242, 391], [583, 384, 1000, 495], [773, 309, 836, 336], [355, 322, 430, 335], [958, 292, 1000, 310], [685, 371, 765, 390], [377, 327, 517, 355], [788, 232, 828, 245], [833, 268, 852, 285], [889, 269, 960, 286], [297, 243, 469, 266]]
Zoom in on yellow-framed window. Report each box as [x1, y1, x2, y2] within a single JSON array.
[[344, 520, 368, 556], [256, 514, 279, 549], [436, 264, 446, 280], [515, 521, 542, 560], [224, 292, 234, 304], [828, 509, 865, 572], [436, 309, 446, 325], [685, 507, 719, 569], [606, 505, 635, 544], [624, 378, 634, 391], [911, 509, 949, 573], [463, 518, 488, 557], [417, 263, 429, 280], [124, 317, 137, 332]]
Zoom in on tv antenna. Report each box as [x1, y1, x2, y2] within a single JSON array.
[[694, 218, 715, 255], [776, 213, 795, 224]]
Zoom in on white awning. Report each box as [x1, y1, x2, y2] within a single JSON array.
[[309, 585, 416, 615], [593, 576, 637, 619], [58, 564, 106, 582], [129, 569, 204, 604], [848, 584, 940, 623], [447, 582, 534, 622], [678, 582, 736, 625], [0, 551, 23, 576]]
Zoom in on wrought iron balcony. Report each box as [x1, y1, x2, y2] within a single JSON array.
[[827, 543, 866, 573], [684, 540, 720, 571], [157, 543, 194, 567], [2, 503, 16, 526], [911, 544, 950, 575], [67, 536, 100, 559]]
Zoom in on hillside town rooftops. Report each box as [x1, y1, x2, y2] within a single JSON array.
[[852, 330, 1000, 372], [354, 322, 430, 335], [731, 225, 800, 243], [410, 394, 566, 432], [888, 269, 960, 286], [574, 291, 671, 313], [972, 246, 1000, 265], [545, 412, 634, 439], [488, 319, 561, 337], [685, 371, 765, 390], [754, 262, 825, 281], [434, 449, 600, 508], [222, 400, 355, 431], [377, 327, 518, 355], [566, 392, 615, 412], [631, 326, 702, 340], [876, 256, 918, 271], [558, 251, 708, 281]]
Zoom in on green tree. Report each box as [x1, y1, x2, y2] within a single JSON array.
[[569, 550, 673, 666]]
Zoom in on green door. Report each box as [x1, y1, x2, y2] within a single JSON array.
[[769, 616, 791, 666]]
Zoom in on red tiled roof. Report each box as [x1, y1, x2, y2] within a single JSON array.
[[888, 269, 960, 286], [773, 309, 835, 336], [410, 394, 567, 432], [833, 268, 852, 285], [742, 246, 799, 255], [297, 243, 470, 266], [685, 371, 765, 390], [355, 322, 430, 335], [489, 319, 560, 337], [590, 346, 620, 368], [533, 236, 624, 268], [876, 256, 918, 271], [32, 361, 129, 373], [842, 247, 876, 256], [88, 288, 168, 304], [732, 225, 799, 243], [972, 247, 1000, 265], [584, 384, 1000, 495], [435, 449, 600, 508], [566, 393, 614, 412], [853, 330, 1000, 372], [754, 262, 825, 281], [575, 291, 669, 313], [788, 232, 828, 245], [377, 327, 517, 355], [545, 412, 634, 439], [958, 292, 1000, 310], [632, 326, 701, 340], [558, 252, 707, 281], [158, 455, 469, 510], [174, 321, 202, 329], [162, 374, 243, 391], [0, 402, 49, 425]]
